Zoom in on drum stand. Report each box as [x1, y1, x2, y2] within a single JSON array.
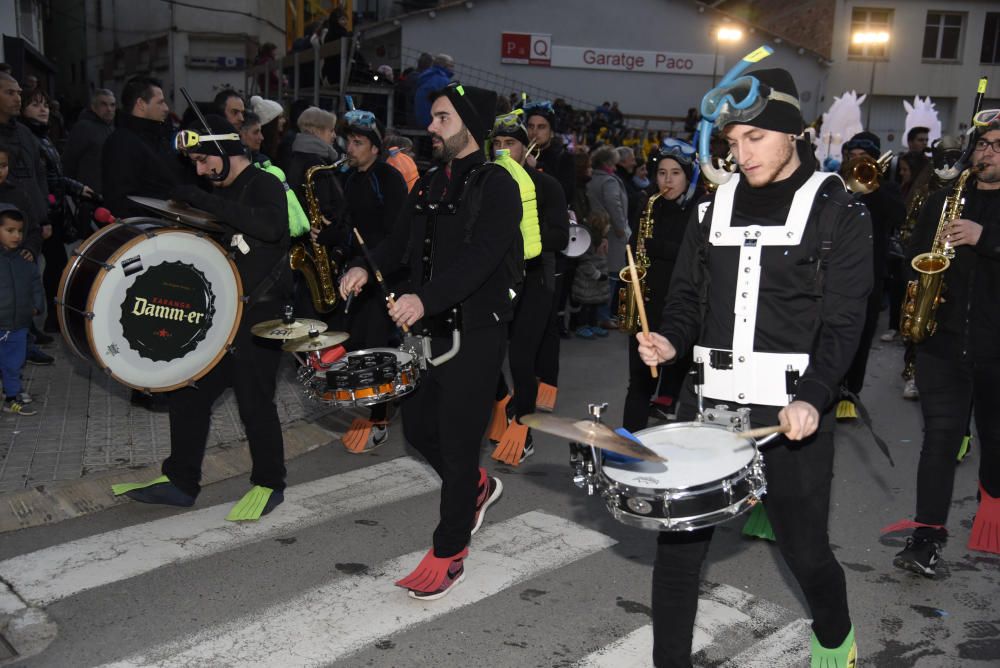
[[691, 355, 790, 448], [570, 403, 609, 496]]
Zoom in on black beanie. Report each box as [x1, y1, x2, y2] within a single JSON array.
[[491, 115, 529, 147], [184, 114, 245, 157], [648, 154, 694, 184], [727, 68, 804, 135], [432, 83, 498, 146], [525, 106, 556, 130], [843, 131, 881, 159], [346, 121, 384, 151]]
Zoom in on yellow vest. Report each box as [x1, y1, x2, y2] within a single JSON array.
[[494, 149, 542, 259]]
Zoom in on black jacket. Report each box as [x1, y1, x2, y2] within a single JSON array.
[[660, 165, 873, 419], [62, 108, 114, 192], [858, 179, 905, 283], [286, 149, 346, 228], [102, 115, 193, 219], [907, 184, 1000, 361], [0, 117, 48, 230], [525, 166, 570, 287], [642, 193, 692, 331], [0, 247, 43, 330], [365, 151, 522, 331], [170, 166, 290, 300], [334, 160, 407, 274], [536, 138, 576, 206]]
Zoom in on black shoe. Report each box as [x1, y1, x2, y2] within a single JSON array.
[[130, 390, 168, 412], [43, 321, 61, 334], [124, 481, 196, 507], [27, 349, 54, 365], [893, 534, 942, 578]]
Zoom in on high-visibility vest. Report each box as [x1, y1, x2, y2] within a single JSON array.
[[255, 157, 310, 237], [494, 149, 541, 260]]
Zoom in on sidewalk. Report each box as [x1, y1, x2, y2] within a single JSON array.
[[0, 337, 341, 496]]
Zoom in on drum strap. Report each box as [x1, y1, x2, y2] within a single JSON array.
[[245, 254, 292, 309]]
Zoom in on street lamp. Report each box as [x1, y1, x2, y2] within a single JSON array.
[[852, 30, 890, 127], [711, 26, 744, 87]]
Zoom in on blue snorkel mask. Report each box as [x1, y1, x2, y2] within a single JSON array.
[[697, 45, 775, 185]]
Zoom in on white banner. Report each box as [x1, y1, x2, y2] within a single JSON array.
[[549, 45, 721, 75]]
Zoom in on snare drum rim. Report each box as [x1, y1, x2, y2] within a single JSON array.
[[82, 226, 244, 393]]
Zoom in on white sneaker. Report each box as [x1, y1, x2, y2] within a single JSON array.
[[16, 392, 32, 404], [903, 379, 919, 400], [880, 330, 898, 342]]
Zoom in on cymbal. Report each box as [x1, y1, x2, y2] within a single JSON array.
[[250, 318, 328, 340], [127, 196, 225, 233], [520, 413, 665, 462], [281, 331, 349, 352]]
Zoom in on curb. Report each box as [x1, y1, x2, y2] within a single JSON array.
[[0, 419, 345, 535]]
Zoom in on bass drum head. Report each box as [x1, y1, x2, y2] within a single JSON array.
[[603, 422, 755, 489], [86, 228, 242, 392]]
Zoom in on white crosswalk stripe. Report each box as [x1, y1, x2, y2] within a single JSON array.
[[0, 457, 440, 606], [97, 510, 617, 667]]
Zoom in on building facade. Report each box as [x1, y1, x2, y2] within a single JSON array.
[[826, 0, 1000, 149]]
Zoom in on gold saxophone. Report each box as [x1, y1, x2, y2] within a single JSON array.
[[289, 161, 344, 314], [617, 191, 662, 332], [900, 165, 979, 343]]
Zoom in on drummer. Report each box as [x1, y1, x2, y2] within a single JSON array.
[[114, 115, 293, 522], [637, 68, 872, 667]]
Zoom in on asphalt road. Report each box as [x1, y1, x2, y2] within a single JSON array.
[[0, 319, 996, 667]]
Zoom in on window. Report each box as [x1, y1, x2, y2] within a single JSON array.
[[923, 12, 963, 60], [848, 8, 892, 59], [983, 12, 1000, 64]]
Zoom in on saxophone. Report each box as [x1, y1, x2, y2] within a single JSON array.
[[900, 165, 979, 343], [617, 191, 662, 332], [289, 160, 345, 314]]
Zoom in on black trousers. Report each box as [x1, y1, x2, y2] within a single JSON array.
[[652, 401, 850, 667], [41, 235, 68, 329], [346, 291, 398, 422], [163, 312, 286, 498], [536, 260, 575, 387], [402, 324, 507, 557], [886, 256, 905, 331], [499, 266, 554, 418], [914, 353, 1000, 527], [622, 333, 690, 433], [844, 278, 883, 396]]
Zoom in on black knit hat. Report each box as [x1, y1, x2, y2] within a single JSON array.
[[492, 114, 529, 146], [732, 68, 804, 135], [843, 131, 881, 159], [184, 114, 245, 157], [431, 82, 497, 147], [648, 153, 694, 184]]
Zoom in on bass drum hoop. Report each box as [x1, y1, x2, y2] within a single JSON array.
[[57, 220, 244, 393]]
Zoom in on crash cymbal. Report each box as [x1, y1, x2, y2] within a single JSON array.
[[281, 331, 350, 352], [127, 196, 225, 233], [520, 413, 665, 462], [250, 318, 328, 340]]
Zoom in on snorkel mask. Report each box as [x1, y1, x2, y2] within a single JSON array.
[[696, 45, 776, 185]]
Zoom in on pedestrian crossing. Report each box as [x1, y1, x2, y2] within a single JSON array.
[[0, 455, 813, 667]]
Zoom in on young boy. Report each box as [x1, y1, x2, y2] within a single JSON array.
[[0, 204, 43, 415]]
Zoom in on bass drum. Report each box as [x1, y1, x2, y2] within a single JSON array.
[[57, 219, 243, 392]]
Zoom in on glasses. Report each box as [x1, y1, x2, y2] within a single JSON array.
[[174, 129, 240, 152], [659, 138, 696, 160], [973, 108, 999, 127], [974, 138, 1000, 154], [494, 110, 527, 132], [522, 100, 554, 115], [700, 76, 800, 126], [343, 109, 381, 141]]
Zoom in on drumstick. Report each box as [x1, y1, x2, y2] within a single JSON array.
[[626, 245, 657, 379], [352, 227, 409, 334], [736, 425, 790, 439]]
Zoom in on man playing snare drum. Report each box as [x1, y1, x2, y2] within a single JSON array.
[[637, 66, 872, 668]]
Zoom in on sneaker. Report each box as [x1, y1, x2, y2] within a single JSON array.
[[902, 379, 919, 400], [408, 556, 465, 600], [3, 399, 37, 416], [15, 391, 32, 404], [591, 325, 609, 337], [366, 424, 389, 452], [879, 329, 898, 342], [27, 349, 54, 366], [472, 475, 503, 535], [575, 326, 595, 339], [598, 319, 619, 330], [893, 534, 942, 577], [32, 329, 54, 346], [519, 432, 535, 464]]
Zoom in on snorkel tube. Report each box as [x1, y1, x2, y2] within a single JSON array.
[[179, 87, 231, 183], [697, 45, 774, 185], [936, 76, 988, 181]]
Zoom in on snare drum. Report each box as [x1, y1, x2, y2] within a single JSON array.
[[597, 422, 765, 531], [316, 348, 419, 407], [57, 219, 243, 392]]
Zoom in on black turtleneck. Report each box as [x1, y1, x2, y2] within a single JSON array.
[[733, 140, 815, 223]]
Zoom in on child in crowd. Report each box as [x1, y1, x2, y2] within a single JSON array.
[[0, 204, 43, 416], [570, 209, 611, 339]]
